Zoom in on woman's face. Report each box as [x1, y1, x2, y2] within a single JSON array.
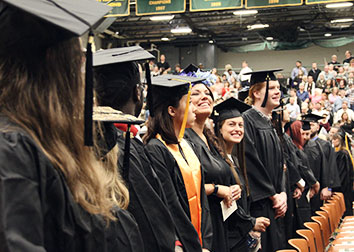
[[190, 84, 213, 118], [332, 137, 341, 148], [258, 80, 281, 109], [342, 112, 348, 121], [173, 94, 197, 129], [220, 117, 244, 144]]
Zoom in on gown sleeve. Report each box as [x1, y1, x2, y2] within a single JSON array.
[[243, 115, 277, 202], [0, 132, 46, 252], [296, 149, 317, 187], [145, 140, 203, 252]]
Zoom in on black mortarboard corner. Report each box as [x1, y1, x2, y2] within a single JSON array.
[[301, 113, 325, 123], [93, 106, 144, 182], [0, 0, 112, 147], [93, 46, 155, 67], [238, 87, 249, 102], [244, 69, 282, 107], [182, 64, 199, 74], [148, 74, 205, 140], [212, 97, 251, 134]]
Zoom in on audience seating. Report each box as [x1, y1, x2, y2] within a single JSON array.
[[296, 229, 316, 252], [304, 222, 324, 252], [311, 215, 331, 246], [288, 238, 309, 252]]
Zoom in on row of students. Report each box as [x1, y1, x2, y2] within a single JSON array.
[[1, 1, 351, 252]]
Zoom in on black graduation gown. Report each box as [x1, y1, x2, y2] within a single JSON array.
[[145, 138, 213, 252], [282, 134, 302, 240], [334, 150, 354, 216], [228, 156, 256, 252], [242, 108, 286, 252], [295, 149, 317, 224], [315, 138, 341, 189], [0, 118, 143, 252], [303, 138, 331, 214], [115, 128, 177, 252], [184, 129, 231, 252]]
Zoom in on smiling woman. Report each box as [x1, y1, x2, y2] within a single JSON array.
[[185, 84, 245, 252]]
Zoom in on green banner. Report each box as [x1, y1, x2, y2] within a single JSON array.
[[97, 0, 130, 17], [136, 0, 185, 16], [190, 0, 242, 12], [246, 0, 303, 8], [306, 0, 352, 5]]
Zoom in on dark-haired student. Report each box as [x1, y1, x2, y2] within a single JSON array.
[[144, 75, 213, 252], [0, 0, 142, 251], [184, 84, 242, 252], [93, 47, 178, 252], [213, 98, 270, 252], [242, 70, 288, 251]]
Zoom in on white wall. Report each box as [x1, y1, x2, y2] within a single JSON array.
[[217, 42, 354, 76]]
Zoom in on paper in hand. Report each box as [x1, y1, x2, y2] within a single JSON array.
[[220, 200, 238, 221]]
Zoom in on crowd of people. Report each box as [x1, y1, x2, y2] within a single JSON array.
[[1, 1, 354, 252]]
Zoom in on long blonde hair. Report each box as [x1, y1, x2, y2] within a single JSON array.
[[245, 82, 266, 105], [0, 37, 128, 221]]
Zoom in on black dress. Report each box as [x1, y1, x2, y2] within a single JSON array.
[[242, 108, 286, 252], [0, 117, 143, 252], [184, 129, 232, 252], [334, 149, 354, 216], [114, 126, 177, 252], [145, 138, 213, 252]]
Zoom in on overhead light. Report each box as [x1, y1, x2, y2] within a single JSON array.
[[209, 40, 214, 44], [331, 18, 354, 23], [324, 33, 332, 37], [233, 10, 258, 15], [326, 2, 353, 8], [150, 15, 175, 21], [247, 24, 269, 30], [161, 37, 170, 41], [266, 37, 273, 41], [171, 27, 192, 33], [115, 31, 119, 35]]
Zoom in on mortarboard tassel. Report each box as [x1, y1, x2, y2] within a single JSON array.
[[84, 32, 94, 146], [261, 74, 270, 108], [178, 82, 192, 140], [123, 124, 131, 182], [144, 62, 154, 117]]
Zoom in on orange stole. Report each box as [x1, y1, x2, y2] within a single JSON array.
[[156, 135, 203, 245]]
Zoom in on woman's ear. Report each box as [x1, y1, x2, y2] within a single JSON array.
[[253, 90, 261, 100], [168, 105, 176, 118]]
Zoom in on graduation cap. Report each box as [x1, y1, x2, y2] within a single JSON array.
[[182, 64, 199, 74], [212, 97, 251, 135], [94, 47, 154, 109], [146, 73, 205, 140], [302, 121, 311, 131], [0, 0, 112, 147], [212, 97, 251, 122], [93, 106, 144, 181], [237, 87, 250, 102], [302, 113, 325, 123], [93, 46, 155, 67], [244, 69, 283, 108]]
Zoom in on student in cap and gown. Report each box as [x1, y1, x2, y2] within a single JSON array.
[[285, 120, 320, 224], [93, 47, 178, 252], [183, 82, 242, 252], [302, 114, 340, 214], [332, 130, 354, 216], [242, 69, 288, 251], [0, 0, 142, 251], [144, 75, 213, 252], [213, 98, 270, 252]]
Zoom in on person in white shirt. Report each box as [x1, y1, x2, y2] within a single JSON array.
[[333, 100, 354, 124], [238, 61, 252, 87], [286, 97, 301, 120]]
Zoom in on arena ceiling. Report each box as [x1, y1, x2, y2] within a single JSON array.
[[100, 1, 354, 51]]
